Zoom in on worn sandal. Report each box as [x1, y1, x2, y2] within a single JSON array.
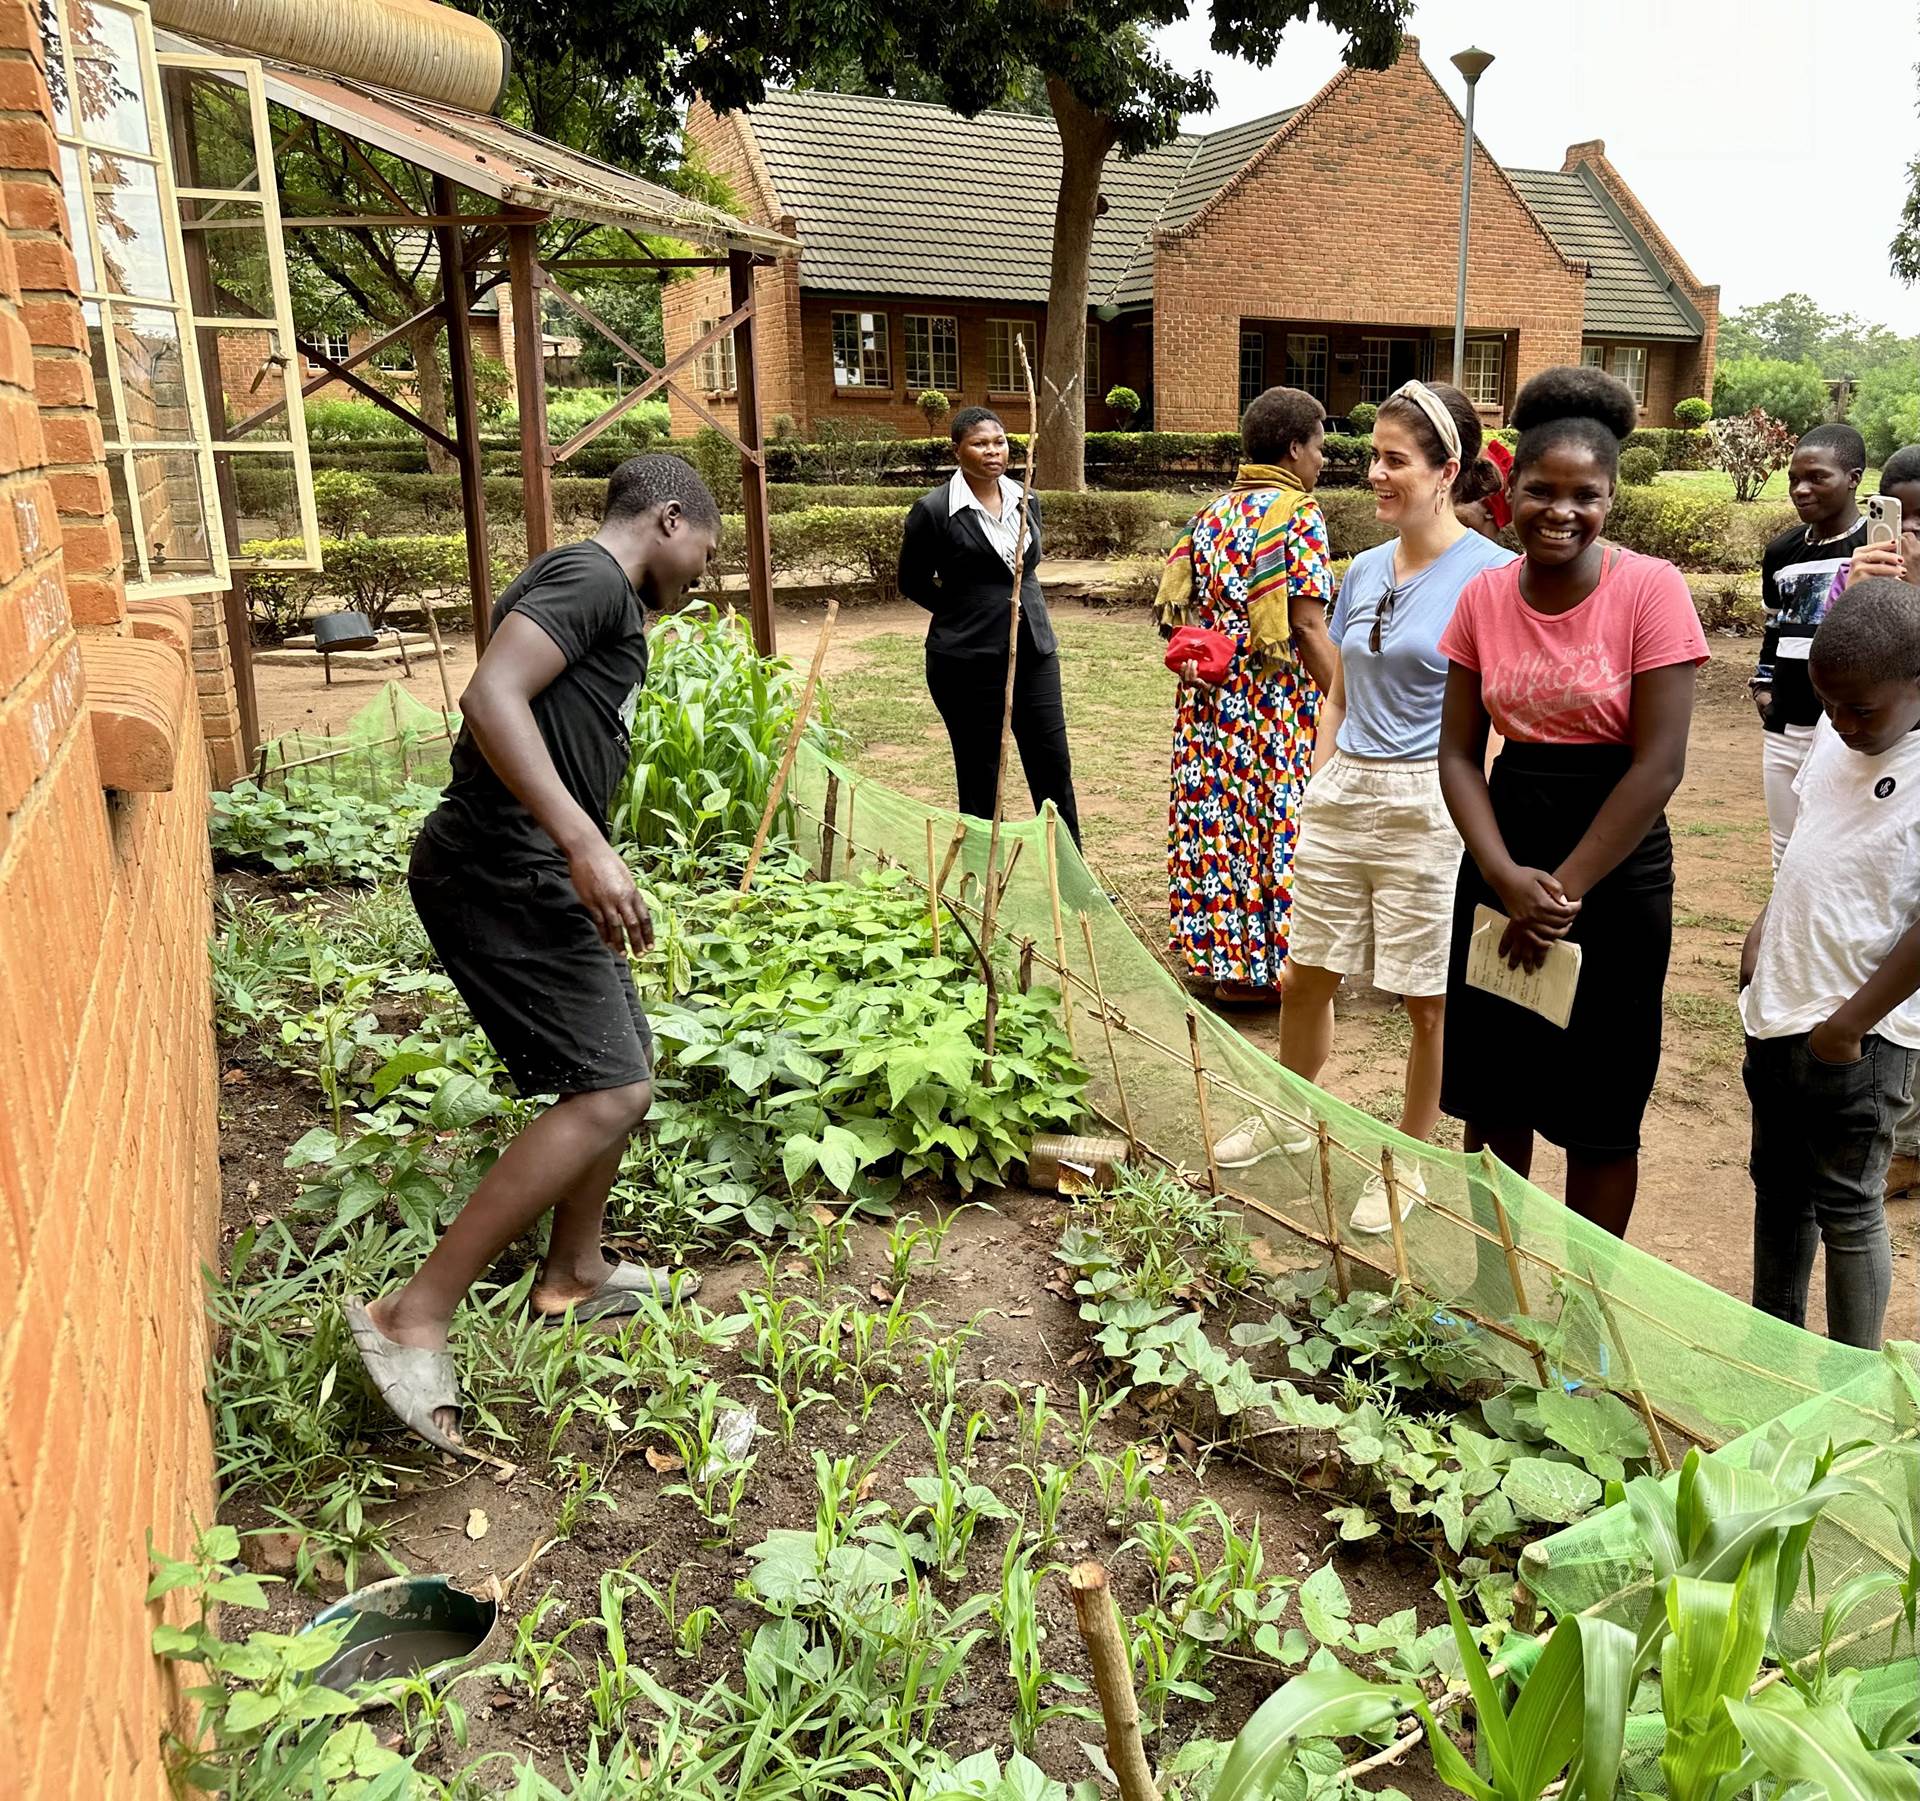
[[342, 1297, 469, 1458], [534, 1260, 700, 1326]]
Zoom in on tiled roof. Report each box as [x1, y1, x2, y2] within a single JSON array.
[[741, 89, 1293, 308], [741, 90, 1701, 342], [1507, 168, 1698, 340]]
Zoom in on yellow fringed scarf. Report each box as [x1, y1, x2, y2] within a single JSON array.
[[1154, 463, 1315, 672]]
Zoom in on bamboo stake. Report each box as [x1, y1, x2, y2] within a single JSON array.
[[842, 783, 857, 875], [419, 594, 458, 724], [818, 770, 840, 882], [1067, 1563, 1161, 1801], [994, 838, 1024, 905], [1317, 1122, 1349, 1300], [925, 817, 941, 957], [1482, 1149, 1551, 1385], [1080, 912, 1138, 1158], [1018, 939, 1034, 993], [739, 598, 837, 893], [1044, 808, 1077, 1056], [1187, 1010, 1221, 1197], [980, 338, 1042, 1069], [936, 819, 966, 894], [1381, 1145, 1411, 1288], [1583, 1255, 1677, 1473]]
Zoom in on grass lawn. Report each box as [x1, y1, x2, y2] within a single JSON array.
[[1653, 465, 1881, 503]]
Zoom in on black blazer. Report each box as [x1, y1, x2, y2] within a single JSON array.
[[897, 483, 1055, 658]]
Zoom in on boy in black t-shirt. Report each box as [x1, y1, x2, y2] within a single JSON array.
[[345, 456, 722, 1453], [1751, 423, 1869, 867]]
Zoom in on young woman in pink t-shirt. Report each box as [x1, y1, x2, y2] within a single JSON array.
[[1436, 367, 1709, 1236]]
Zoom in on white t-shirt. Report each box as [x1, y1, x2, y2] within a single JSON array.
[[1742, 718, 1920, 1047]]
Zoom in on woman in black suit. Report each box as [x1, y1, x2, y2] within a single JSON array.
[[897, 406, 1081, 845]]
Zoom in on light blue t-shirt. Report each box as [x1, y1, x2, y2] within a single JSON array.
[[1329, 532, 1518, 759]]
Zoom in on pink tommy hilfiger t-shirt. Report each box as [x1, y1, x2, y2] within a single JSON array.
[[1438, 550, 1710, 744]]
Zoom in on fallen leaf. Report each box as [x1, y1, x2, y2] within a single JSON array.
[[222, 1067, 249, 1085], [489, 1690, 516, 1711], [854, 1470, 881, 1502], [1066, 1346, 1095, 1368], [1005, 1304, 1032, 1319], [465, 1508, 490, 1541], [242, 1530, 304, 1574], [245, 1179, 261, 1199], [492, 1461, 519, 1485], [1173, 1429, 1199, 1461], [869, 1279, 895, 1304], [808, 1204, 836, 1227], [644, 1446, 684, 1474]]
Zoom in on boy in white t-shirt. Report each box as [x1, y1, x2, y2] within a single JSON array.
[[1740, 578, 1920, 1348]]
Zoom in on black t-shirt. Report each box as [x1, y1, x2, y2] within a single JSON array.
[[424, 540, 648, 862], [1754, 516, 1868, 732]]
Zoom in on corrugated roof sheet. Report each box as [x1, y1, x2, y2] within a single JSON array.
[[1508, 168, 1695, 340], [744, 89, 1297, 307]]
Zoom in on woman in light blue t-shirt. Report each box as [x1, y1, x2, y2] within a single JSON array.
[[1212, 380, 1513, 1233]]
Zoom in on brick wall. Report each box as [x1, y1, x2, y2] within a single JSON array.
[[0, 6, 222, 1794], [1154, 41, 1586, 430]]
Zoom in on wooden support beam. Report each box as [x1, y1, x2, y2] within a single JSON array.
[[295, 340, 457, 455], [509, 223, 553, 561], [730, 249, 775, 655], [434, 175, 493, 647], [278, 212, 523, 230]]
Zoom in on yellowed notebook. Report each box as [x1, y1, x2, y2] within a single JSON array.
[[1464, 904, 1582, 1029]]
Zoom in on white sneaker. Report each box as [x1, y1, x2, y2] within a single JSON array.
[[1213, 1114, 1316, 1169], [1349, 1163, 1427, 1235]]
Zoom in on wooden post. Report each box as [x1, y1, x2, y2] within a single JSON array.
[[1067, 1563, 1161, 1801], [937, 821, 967, 894], [1381, 1145, 1412, 1289], [507, 221, 553, 562], [925, 817, 941, 957], [1044, 807, 1077, 1056], [994, 838, 1024, 905], [818, 770, 840, 882], [1482, 1149, 1551, 1385], [1081, 912, 1138, 1158], [419, 595, 458, 723], [434, 174, 494, 647], [1317, 1122, 1350, 1300], [842, 782, 857, 875], [730, 249, 776, 655], [1582, 1256, 1676, 1472], [1186, 1010, 1221, 1197], [739, 599, 836, 893]]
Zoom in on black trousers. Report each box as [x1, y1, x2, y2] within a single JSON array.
[[925, 644, 1081, 847]]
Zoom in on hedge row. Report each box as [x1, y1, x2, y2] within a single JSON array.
[[242, 534, 513, 639]]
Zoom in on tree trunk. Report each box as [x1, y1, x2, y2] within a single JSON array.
[[1034, 80, 1118, 493], [412, 316, 454, 475]]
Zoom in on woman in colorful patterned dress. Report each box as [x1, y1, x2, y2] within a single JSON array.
[[1157, 386, 1337, 1003]]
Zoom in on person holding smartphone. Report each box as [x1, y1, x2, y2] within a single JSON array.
[[1751, 424, 1870, 868]]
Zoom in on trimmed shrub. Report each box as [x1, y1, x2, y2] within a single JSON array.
[[311, 469, 385, 536], [1317, 488, 1394, 560], [682, 427, 744, 511], [1674, 396, 1712, 428], [1345, 402, 1378, 432], [1850, 358, 1920, 464], [240, 534, 505, 631], [303, 397, 403, 443], [1105, 385, 1142, 427], [1711, 357, 1828, 434], [1686, 572, 1765, 635], [241, 551, 309, 643], [917, 389, 951, 434], [1600, 485, 1777, 571], [1618, 447, 1660, 487]]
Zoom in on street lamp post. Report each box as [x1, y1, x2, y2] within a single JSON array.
[[1450, 46, 1495, 389]]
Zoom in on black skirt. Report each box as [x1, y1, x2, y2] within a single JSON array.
[[1440, 741, 1673, 1159]]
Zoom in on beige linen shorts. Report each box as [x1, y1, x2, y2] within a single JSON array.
[[1287, 750, 1460, 998]]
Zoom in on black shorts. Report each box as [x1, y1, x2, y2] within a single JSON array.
[[408, 827, 653, 1099]]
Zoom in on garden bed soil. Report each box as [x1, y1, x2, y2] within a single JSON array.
[[215, 1032, 1449, 1789]]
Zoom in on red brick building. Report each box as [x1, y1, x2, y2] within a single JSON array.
[[669, 40, 1716, 440]]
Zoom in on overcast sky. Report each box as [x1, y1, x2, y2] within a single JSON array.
[[1152, 0, 1920, 330]]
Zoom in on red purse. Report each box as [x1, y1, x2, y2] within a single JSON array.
[[1164, 625, 1235, 684]]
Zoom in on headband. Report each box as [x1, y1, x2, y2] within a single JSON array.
[[1389, 378, 1461, 463]]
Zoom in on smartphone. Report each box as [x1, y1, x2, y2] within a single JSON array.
[[1867, 494, 1904, 547]]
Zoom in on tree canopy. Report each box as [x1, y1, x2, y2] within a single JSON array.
[[467, 0, 1411, 485], [1717, 292, 1917, 380]]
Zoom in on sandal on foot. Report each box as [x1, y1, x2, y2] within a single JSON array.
[[342, 1297, 468, 1458], [533, 1260, 701, 1326]]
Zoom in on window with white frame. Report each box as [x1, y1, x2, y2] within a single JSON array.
[[1581, 344, 1606, 368], [1284, 333, 1328, 403], [309, 331, 350, 364], [986, 319, 1034, 394], [696, 318, 737, 393], [1238, 327, 1265, 412], [1461, 338, 1504, 408], [831, 310, 891, 388], [44, 0, 228, 596], [1608, 344, 1648, 406], [1084, 328, 1099, 403], [1360, 337, 1423, 405], [904, 314, 958, 392]]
